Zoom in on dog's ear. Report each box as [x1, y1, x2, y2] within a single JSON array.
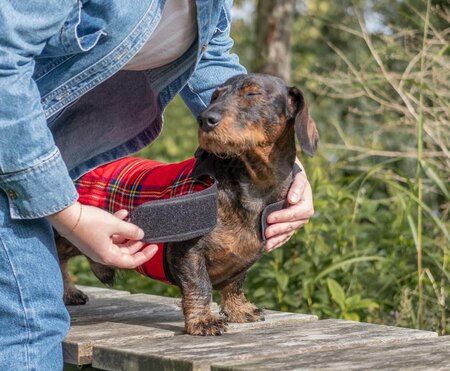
[[287, 87, 319, 156]]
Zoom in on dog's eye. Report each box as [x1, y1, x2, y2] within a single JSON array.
[[246, 92, 262, 97]]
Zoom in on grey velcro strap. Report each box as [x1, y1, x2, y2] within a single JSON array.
[[260, 165, 302, 240], [260, 200, 288, 241], [131, 181, 218, 243]]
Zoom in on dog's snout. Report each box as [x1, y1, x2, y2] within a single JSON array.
[[198, 111, 222, 132]]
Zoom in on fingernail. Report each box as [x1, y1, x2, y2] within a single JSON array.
[[137, 228, 145, 239]]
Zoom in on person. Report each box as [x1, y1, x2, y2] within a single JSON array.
[[0, 0, 314, 369]]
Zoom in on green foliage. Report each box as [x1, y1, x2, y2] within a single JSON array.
[[137, 95, 198, 163], [69, 0, 450, 335]]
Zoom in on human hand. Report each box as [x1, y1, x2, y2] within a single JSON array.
[[48, 202, 158, 268], [264, 158, 314, 252]]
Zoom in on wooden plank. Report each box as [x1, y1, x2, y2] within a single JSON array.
[[76, 285, 132, 299], [65, 291, 182, 365], [67, 296, 185, 333], [65, 290, 316, 366], [63, 322, 174, 366], [68, 293, 317, 333], [226, 310, 317, 333], [211, 336, 450, 370], [92, 319, 437, 371]]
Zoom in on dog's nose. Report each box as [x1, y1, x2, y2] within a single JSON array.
[[198, 111, 221, 132]]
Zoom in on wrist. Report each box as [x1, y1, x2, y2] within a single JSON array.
[[47, 201, 82, 236]]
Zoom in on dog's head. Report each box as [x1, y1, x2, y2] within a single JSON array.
[[197, 73, 319, 157]]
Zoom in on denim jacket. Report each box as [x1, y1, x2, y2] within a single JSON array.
[[0, 0, 246, 219]]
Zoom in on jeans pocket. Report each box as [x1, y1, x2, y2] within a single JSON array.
[[41, 0, 107, 58]]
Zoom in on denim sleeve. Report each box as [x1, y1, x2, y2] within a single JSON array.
[[180, 0, 247, 117], [0, 1, 79, 219]]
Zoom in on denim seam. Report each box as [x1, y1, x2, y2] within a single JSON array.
[[10, 193, 78, 220], [186, 82, 208, 110], [0, 237, 32, 371], [0, 148, 60, 178], [216, 5, 230, 33], [34, 56, 74, 81], [71, 1, 107, 53]]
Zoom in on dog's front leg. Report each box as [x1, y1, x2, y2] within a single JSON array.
[[55, 236, 90, 305], [177, 250, 227, 336], [220, 275, 265, 323]]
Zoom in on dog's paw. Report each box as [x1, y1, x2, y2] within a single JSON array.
[[221, 304, 265, 323], [186, 315, 228, 336], [64, 288, 89, 306]]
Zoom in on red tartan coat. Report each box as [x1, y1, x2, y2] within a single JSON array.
[[75, 157, 213, 284]]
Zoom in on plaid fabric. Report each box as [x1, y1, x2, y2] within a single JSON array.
[[75, 157, 213, 284]]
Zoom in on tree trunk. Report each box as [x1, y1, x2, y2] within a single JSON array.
[[254, 0, 295, 84]]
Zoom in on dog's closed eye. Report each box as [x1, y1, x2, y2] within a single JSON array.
[[246, 92, 261, 97]]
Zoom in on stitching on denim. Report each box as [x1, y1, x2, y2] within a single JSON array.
[[0, 148, 60, 178], [10, 194, 78, 220], [186, 82, 208, 110], [0, 237, 32, 370], [72, 1, 107, 53], [216, 5, 230, 33], [34, 56, 74, 81]]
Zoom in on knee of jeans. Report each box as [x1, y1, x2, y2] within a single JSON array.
[[0, 194, 71, 346]]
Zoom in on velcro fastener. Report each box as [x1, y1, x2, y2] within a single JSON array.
[[131, 181, 218, 243], [260, 200, 289, 241]]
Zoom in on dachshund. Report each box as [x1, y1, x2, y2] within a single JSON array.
[[56, 73, 319, 336]]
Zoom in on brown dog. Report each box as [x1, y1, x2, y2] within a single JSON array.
[[57, 73, 318, 336]]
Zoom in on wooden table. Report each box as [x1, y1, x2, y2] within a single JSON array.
[[64, 286, 449, 370]]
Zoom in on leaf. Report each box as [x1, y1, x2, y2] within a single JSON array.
[[352, 299, 379, 310], [315, 256, 388, 282], [345, 294, 362, 309], [346, 295, 379, 311], [420, 160, 450, 199], [327, 278, 346, 309], [253, 287, 267, 298], [344, 312, 360, 321], [275, 272, 289, 291], [283, 294, 301, 307]]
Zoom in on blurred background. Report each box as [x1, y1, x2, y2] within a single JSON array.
[[70, 0, 449, 334]]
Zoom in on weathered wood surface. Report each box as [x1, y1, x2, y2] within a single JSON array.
[[91, 319, 437, 371], [212, 337, 450, 370], [64, 286, 445, 370], [64, 322, 174, 366], [65, 286, 317, 365]]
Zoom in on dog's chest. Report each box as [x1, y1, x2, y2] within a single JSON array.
[[204, 226, 262, 285], [203, 195, 264, 284]]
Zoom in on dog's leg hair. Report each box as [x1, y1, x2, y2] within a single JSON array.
[[220, 275, 265, 323], [55, 236, 89, 305], [177, 250, 227, 335], [88, 258, 116, 286]]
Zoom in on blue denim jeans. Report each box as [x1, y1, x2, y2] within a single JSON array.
[[0, 190, 70, 370]]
